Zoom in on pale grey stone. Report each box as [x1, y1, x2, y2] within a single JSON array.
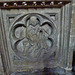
[[0, 0, 72, 75]]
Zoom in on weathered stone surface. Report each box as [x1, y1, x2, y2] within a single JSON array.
[[0, 0, 72, 75], [71, 2, 75, 36], [12, 67, 66, 75], [0, 55, 4, 75], [69, 2, 75, 72]]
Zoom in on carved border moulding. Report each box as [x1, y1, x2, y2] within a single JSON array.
[[0, 0, 71, 9]]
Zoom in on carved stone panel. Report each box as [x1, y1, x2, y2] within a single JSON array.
[[9, 13, 57, 62], [0, 8, 61, 74], [0, 0, 72, 74], [1, 7, 72, 75]]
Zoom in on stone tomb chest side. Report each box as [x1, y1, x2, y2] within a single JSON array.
[[0, 0, 72, 75]]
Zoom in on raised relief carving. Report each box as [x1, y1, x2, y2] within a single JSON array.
[[9, 13, 57, 62]]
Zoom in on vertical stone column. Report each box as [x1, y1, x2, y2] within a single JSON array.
[[69, 0, 75, 73], [61, 3, 72, 74]]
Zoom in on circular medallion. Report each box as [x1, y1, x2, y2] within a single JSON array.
[[9, 13, 57, 62]]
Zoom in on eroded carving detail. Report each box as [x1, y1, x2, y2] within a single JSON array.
[[9, 13, 57, 61]]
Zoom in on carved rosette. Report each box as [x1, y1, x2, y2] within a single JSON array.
[[9, 13, 57, 62]]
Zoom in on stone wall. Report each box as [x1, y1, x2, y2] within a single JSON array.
[[0, 0, 75, 74]]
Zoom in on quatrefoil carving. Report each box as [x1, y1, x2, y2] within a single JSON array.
[[9, 13, 57, 61]]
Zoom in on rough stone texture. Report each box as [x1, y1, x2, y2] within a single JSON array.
[[12, 67, 66, 75], [0, 0, 74, 75], [0, 5, 71, 75], [0, 8, 61, 74], [68, 0, 75, 73], [70, 1, 75, 51], [71, 2, 75, 36], [0, 55, 4, 75]]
